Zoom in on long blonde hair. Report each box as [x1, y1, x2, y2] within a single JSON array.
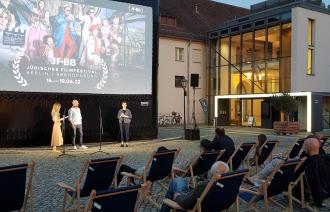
[[51, 102, 61, 117]]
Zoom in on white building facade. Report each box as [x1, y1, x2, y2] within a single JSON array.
[[208, 0, 330, 132]]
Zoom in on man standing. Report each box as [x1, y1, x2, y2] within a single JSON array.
[[117, 101, 132, 147], [54, 4, 77, 59], [68, 99, 87, 150]]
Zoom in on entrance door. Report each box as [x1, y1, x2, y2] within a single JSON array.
[[261, 100, 272, 128], [241, 99, 252, 126], [217, 99, 230, 126]]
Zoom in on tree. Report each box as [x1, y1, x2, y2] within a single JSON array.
[[270, 93, 299, 122]]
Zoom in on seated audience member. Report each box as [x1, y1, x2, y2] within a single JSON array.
[[246, 157, 283, 187], [117, 140, 214, 186], [246, 134, 285, 186], [212, 128, 235, 162], [175, 139, 214, 170], [303, 136, 330, 206], [246, 134, 330, 199], [160, 161, 229, 212], [116, 146, 169, 185]]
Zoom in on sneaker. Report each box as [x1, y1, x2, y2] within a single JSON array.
[[120, 143, 124, 147], [125, 143, 128, 147], [81, 145, 88, 149], [73, 145, 77, 150]]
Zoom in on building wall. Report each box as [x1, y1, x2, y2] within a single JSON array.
[[158, 37, 207, 124], [298, 97, 307, 130], [291, 7, 330, 93]]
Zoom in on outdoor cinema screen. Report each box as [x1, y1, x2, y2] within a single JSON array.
[[0, 0, 153, 94]]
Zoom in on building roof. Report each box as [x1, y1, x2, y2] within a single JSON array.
[[208, 0, 330, 39], [159, 0, 249, 40]]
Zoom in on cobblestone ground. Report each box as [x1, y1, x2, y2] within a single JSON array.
[[0, 127, 329, 212]]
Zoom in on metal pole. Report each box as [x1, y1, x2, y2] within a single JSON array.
[[183, 87, 186, 131]]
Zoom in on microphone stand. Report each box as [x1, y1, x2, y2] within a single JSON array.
[[91, 106, 109, 155], [57, 108, 75, 158]]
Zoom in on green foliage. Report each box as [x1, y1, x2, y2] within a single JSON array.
[[270, 93, 299, 121]]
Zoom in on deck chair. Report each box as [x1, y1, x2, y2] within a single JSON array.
[[239, 159, 302, 212], [0, 161, 35, 212], [289, 157, 317, 211], [121, 148, 180, 208], [173, 150, 224, 188], [229, 142, 256, 171], [84, 184, 147, 212], [286, 138, 305, 160], [163, 169, 249, 212], [252, 140, 279, 172], [217, 149, 235, 163], [58, 156, 122, 211]]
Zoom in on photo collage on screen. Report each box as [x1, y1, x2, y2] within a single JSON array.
[[0, 0, 153, 94]]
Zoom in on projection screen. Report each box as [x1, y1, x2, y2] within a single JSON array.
[[0, 0, 153, 94]]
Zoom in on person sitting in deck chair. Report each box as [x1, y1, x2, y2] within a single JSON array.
[[302, 136, 330, 206], [160, 161, 229, 212]]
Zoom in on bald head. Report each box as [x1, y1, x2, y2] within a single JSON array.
[[210, 161, 229, 176], [303, 137, 320, 156]]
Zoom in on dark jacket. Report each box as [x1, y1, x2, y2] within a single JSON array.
[[117, 108, 132, 124], [175, 181, 208, 210], [304, 154, 330, 204], [212, 134, 235, 162]]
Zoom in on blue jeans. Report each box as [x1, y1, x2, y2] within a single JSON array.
[[257, 158, 283, 179], [119, 122, 130, 142], [72, 124, 83, 146], [160, 177, 189, 212]]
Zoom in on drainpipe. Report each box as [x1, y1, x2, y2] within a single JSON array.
[[187, 40, 191, 125]]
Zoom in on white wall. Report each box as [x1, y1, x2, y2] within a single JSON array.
[[291, 7, 330, 93], [158, 37, 207, 124]]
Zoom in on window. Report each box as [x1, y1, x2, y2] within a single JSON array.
[[254, 20, 265, 26], [242, 24, 252, 30], [160, 15, 176, 26], [192, 49, 201, 63], [307, 19, 315, 75], [175, 47, 184, 62], [231, 26, 239, 32]]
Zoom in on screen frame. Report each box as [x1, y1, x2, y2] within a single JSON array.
[[0, 0, 159, 145]]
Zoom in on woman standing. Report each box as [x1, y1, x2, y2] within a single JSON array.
[[51, 102, 63, 152]]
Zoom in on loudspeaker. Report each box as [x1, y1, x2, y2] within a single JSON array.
[[184, 128, 200, 140], [190, 74, 199, 87], [175, 76, 185, 88]]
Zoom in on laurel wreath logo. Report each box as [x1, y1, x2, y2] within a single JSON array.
[[12, 51, 108, 89], [96, 62, 109, 89], [12, 52, 28, 87]]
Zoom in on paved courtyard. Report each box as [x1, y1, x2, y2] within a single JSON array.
[[0, 126, 329, 211]]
